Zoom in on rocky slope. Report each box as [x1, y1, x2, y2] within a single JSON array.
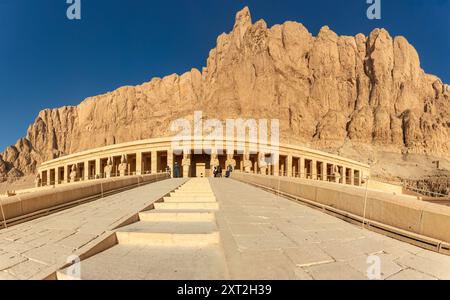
[[1, 7, 449, 183]]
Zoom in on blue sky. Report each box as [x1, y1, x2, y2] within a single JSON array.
[[0, 0, 449, 151]]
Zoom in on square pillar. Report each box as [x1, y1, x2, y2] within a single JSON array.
[[183, 154, 191, 178], [273, 155, 279, 177], [287, 155, 293, 177], [321, 162, 327, 181], [312, 159, 317, 180], [64, 165, 70, 183], [54, 168, 59, 186], [95, 158, 101, 179], [84, 161, 89, 181], [136, 152, 142, 176], [299, 158, 305, 179], [167, 149, 174, 177], [342, 167, 347, 184], [151, 151, 157, 174]]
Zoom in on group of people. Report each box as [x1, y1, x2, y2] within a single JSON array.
[[165, 162, 234, 178], [165, 162, 181, 178], [214, 165, 234, 178]]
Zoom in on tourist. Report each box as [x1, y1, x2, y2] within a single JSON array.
[[173, 162, 181, 178], [225, 165, 233, 178]]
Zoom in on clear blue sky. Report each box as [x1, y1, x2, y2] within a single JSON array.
[[0, 0, 449, 151]]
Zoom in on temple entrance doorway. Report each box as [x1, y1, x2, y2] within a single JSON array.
[[196, 163, 206, 178], [191, 153, 211, 177]]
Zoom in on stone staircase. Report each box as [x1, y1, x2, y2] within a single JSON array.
[[57, 178, 229, 280]]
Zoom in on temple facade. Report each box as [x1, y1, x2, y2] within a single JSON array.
[[36, 137, 370, 187]]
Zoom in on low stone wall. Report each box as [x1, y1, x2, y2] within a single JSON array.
[[0, 173, 169, 224], [231, 172, 450, 247], [368, 179, 404, 195]]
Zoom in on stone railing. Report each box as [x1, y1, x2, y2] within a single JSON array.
[[231, 172, 450, 255], [0, 173, 170, 228]]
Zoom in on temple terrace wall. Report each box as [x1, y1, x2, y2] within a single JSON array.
[[36, 137, 371, 188]]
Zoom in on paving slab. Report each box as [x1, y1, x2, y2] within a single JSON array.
[[0, 178, 186, 279], [58, 178, 228, 280], [209, 178, 450, 280], [4, 177, 450, 280], [303, 261, 367, 280], [386, 268, 438, 280]]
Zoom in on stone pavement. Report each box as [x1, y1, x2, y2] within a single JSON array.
[[58, 178, 229, 280], [2, 177, 450, 280], [0, 178, 186, 279], [210, 179, 450, 280]]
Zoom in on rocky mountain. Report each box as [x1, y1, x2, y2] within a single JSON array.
[[1, 7, 449, 183]]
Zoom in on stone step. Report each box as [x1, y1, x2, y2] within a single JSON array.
[[115, 220, 219, 246], [176, 189, 214, 193], [139, 211, 215, 222], [170, 191, 215, 196], [163, 196, 217, 203], [118, 219, 217, 233], [57, 243, 229, 280], [154, 202, 219, 211]]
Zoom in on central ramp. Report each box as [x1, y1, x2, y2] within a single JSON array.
[[58, 179, 229, 280]]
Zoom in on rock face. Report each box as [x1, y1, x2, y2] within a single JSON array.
[[1, 7, 449, 182]]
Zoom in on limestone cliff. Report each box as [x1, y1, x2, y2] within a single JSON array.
[[1, 7, 449, 183]]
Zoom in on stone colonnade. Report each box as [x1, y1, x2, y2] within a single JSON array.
[[37, 139, 369, 188]]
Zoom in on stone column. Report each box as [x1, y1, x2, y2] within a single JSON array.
[[151, 151, 157, 174], [287, 155, 293, 177], [358, 170, 362, 186], [342, 167, 347, 184], [53, 168, 59, 185], [167, 149, 174, 177], [136, 152, 142, 176], [299, 158, 305, 179], [273, 155, 279, 176], [321, 162, 327, 181], [350, 168, 355, 185], [64, 165, 69, 183], [95, 158, 101, 179], [182, 154, 191, 178], [84, 161, 89, 181], [312, 160, 317, 180]]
